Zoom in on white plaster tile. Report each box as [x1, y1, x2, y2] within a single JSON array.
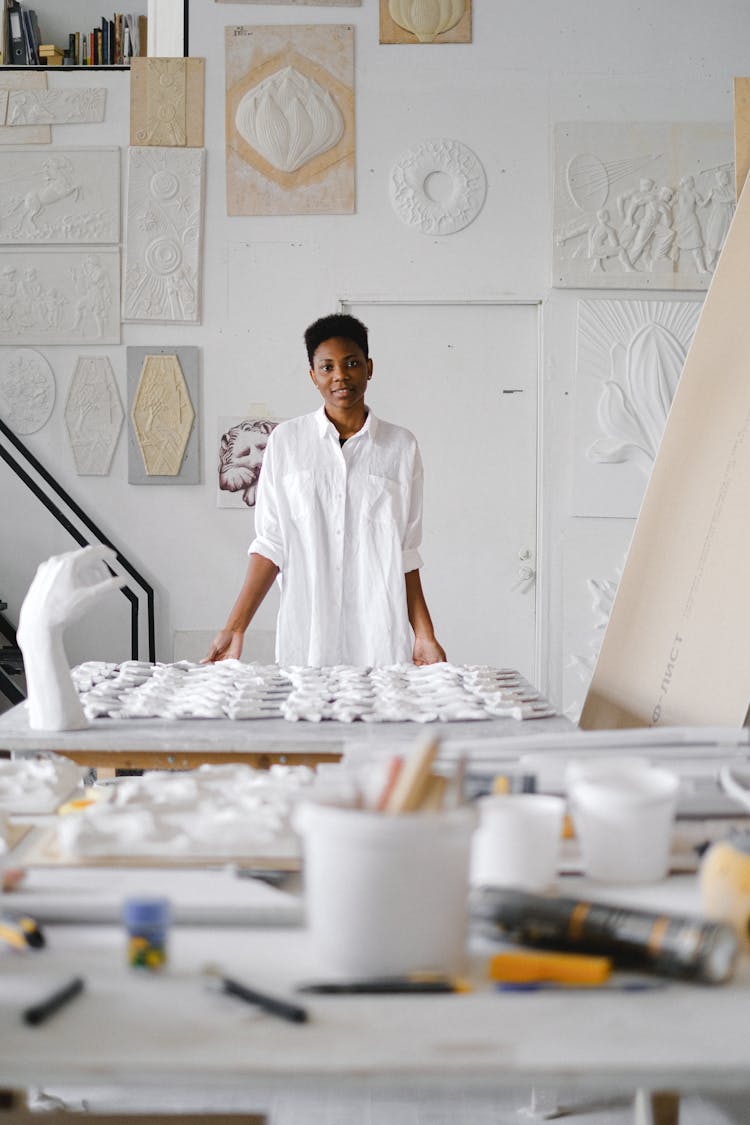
[[6, 87, 105, 125], [64, 356, 124, 476], [0, 347, 55, 434], [0, 248, 120, 345]]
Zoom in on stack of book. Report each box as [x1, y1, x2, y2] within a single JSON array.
[[1, 3, 147, 66]]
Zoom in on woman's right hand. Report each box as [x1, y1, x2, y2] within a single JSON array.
[[200, 628, 244, 664]]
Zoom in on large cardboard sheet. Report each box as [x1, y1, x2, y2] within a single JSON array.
[[580, 175, 750, 730]]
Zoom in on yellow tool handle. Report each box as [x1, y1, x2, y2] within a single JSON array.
[[489, 947, 612, 984]]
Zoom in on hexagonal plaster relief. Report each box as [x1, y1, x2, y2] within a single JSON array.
[[64, 356, 123, 475], [131, 353, 195, 476]]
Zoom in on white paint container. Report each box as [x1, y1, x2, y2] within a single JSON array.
[[294, 803, 475, 976], [569, 767, 679, 883], [470, 794, 565, 891]]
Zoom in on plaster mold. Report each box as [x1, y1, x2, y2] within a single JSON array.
[[130, 57, 205, 147], [225, 25, 354, 216], [123, 146, 204, 324], [0, 148, 119, 245], [380, 0, 470, 43], [234, 66, 344, 174], [0, 347, 54, 434], [0, 757, 84, 814], [131, 354, 195, 476], [6, 88, 105, 126], [0, 74, 49, 145], [390, 139, 486, 235], [573, 299, 701, 517], [0, 249, 119, 345], [64, 357, 124, 476], [217, 416, 278, 508], [554, 122, 735, 289], [126, 346, 200, 485]]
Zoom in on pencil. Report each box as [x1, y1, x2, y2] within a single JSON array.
[[220, 976, 308, 1023], [23, 976, 85, 1026]]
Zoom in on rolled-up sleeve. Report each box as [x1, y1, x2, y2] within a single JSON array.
[[248, 430, 284, 569], [402, 442, 424, 573]]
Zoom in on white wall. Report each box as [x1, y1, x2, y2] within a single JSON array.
[[2, 0, 748, 700]]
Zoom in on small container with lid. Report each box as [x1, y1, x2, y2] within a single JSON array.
[[122, 896, 170, 970]]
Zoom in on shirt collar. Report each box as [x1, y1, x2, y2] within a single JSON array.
[[315, 405, 379, 441]]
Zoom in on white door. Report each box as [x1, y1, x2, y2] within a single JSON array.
[[342, 300, 539, 681]]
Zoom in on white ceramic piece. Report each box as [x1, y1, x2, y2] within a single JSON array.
[[234, 66, 344, 174], [64, 356, 124, 475], [123, 147, 204, 324], [0, 347, 54, 434], [0, 249, 120, 345], [0, 148, 119, 245], [470, 794, 565, 891], [390, 139, 486, 235], [6, 88, 106, 125], [388, 0, 465, 42]]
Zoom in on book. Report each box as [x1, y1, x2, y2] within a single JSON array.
[[7, 2, 27, 64]]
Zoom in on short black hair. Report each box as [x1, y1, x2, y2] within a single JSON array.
[[304, 314, 369, 366]]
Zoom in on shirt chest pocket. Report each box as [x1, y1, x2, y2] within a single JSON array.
[[282, 469, 316, 522], [364, 474, 404, 527]]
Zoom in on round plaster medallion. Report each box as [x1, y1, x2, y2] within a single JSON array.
[[389, 138, 487, 236], [0, 348, 55, 435]]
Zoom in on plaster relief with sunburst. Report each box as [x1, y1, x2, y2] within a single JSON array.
[[123, 147, 204, 324], [573, 299, 702, 517]]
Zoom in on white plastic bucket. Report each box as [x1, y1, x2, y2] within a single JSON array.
[[470, 794, 565, 891], [569, 767, 679, 883], [294, 802, 475, 976]]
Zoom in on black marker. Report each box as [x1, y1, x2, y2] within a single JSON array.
[[23, 976, 85, 1026], [203, 966, 308, 1024]]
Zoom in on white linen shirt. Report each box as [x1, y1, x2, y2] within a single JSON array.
[[248, 407, 424, 667]]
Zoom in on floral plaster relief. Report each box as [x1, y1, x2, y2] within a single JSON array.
[[130, 57, 205, 148], [0, 74, 49, 145], [0, 347, 55, 434], [390, 139, 486, 235], [225, 24, 354, 215], [0, 249, 120, 345], [64, 357, 124, 476], [380, 0, 471, 43], [0, 148, 119, 245], [123, 147, 204, 324], [554, 122, 734, 290], [572, 298, 701, 517]]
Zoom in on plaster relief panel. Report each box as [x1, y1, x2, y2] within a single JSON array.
[[0, 347, 54, 434], [0, 249, 120, 345], [130, 57, 205, 147], [0, 148, 120, 245], [126, 346, 199, 485], [0, 74, 50, 145], [554, 122, 735, 289], [572, 299, 702, 518], [380, 0, 471, 43], [64, 356, 123, 476], [217, 415, 278, 508], [389, 139, 486, 235], [123, 147, 204, 324], [6, 87, 105, 126], [225, 25, 354, 216]]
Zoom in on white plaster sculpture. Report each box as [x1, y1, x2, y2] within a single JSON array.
[[0, 249, 120, 345], [388, 0, 465, 42], [17, 546, 125, 732], [123, 147, 204, 324], [389, 139, 486, 235], [553, 122, 735, 290], [64, 356, 124, 475], [572, 299, 701, 517], [234, 66, 344, 174], [0, 148, 120, 245], [5, 88, 106, 126], [0, 348, 54, 434]]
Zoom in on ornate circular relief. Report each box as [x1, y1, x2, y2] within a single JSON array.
[[145, 237, 183, 276], [150, 170, 180, 201], [389, 138, 487, 235], [0, 348, 55, 435]]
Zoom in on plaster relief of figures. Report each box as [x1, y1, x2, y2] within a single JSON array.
[[572, 299, 701, 517], [64, 356, 124, 475], [0, 73, 50, 145], [0, 347, 54, 434], [130, 57, 205, 148], [380, 0, 471, 43], [554, 123, 735, 289], [225, 25, 354, 216], [390, 139, 486, 235], [5, 88, 106, 126], [0, 249, 120, 345], [0, 148, 119, 245], [123, 147, 204, 324], [217, 416, 278, 508], [565, 569, 621, 723], [126, 346, 200, 485]]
